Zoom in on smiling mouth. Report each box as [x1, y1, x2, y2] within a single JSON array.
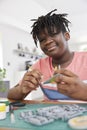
[[47, 46, 57, 52]]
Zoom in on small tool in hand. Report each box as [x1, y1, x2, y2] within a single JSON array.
[[43, 65, 61, 84]]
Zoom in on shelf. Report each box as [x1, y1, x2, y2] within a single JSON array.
[[13, 49, 43, 58]]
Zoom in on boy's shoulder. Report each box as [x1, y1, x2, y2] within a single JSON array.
[[75, 51, 87, 56]]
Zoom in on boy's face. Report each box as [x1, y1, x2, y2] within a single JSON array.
[[37, 28, 70, 58]]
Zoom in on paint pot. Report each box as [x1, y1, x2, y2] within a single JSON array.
[[0, 103, 6, 120], [68, 115, 87, 130], [0, 98, 9, 112]]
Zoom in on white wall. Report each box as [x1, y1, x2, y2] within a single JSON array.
[[0, 24, 34, 86], [0, 32, 3, 68], [0, 0, 47, 87]]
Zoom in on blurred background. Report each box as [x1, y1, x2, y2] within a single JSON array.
[[0, 0, 87, 99]]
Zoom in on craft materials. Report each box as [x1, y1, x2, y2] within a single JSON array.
[[0, 98, 9, 112], [10, 101, 26, 107], [43, 65, 61, 84], [0, 103, 6, 120], [68, 115, 87, 129], [19, 104, 87, 126], [9, 101, 25, 123], [39, 65, 64, 100], [9, 104, 15, 123]]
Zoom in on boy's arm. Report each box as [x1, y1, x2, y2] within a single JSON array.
[[7, 84, 30, 100]]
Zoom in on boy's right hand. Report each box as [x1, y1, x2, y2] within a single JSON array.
[[19, 69, 42, 94]]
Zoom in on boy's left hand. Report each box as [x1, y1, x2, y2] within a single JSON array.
[[54, 69, 87, 100]]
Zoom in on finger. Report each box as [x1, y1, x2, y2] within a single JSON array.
[[55, 74, 73, 84], [57, 84, 68, 94], [27, 70, 42, 80], [22, 80, 38, 90], [55, 68, 77, 77], [55, 74, 63, 83], [28, 69, 42, 76], [57, 83, 74, 97], [59, 75, 74, 84], [23, 75, 39, 85], [23, 71, 42, 84]]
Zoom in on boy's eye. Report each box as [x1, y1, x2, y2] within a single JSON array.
[[50, 32, 58, 36], [39, 38, 46, 43]]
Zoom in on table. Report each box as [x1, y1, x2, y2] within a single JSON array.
[[0, 99, 87, 130]]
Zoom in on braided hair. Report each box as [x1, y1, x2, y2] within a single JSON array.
[[31, 9, 71, 47]]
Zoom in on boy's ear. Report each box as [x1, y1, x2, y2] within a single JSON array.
[[64, 32, 70, 41]]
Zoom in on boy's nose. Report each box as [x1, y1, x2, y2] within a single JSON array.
[[45, 37, 53, 44]]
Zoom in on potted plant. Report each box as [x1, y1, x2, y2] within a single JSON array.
[[0, 68, 10, 98]]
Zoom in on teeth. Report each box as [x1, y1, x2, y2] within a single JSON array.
[[48, 46, 56, 51]]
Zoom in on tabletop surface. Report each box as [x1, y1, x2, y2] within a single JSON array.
[[0, 99, 87, 130]]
